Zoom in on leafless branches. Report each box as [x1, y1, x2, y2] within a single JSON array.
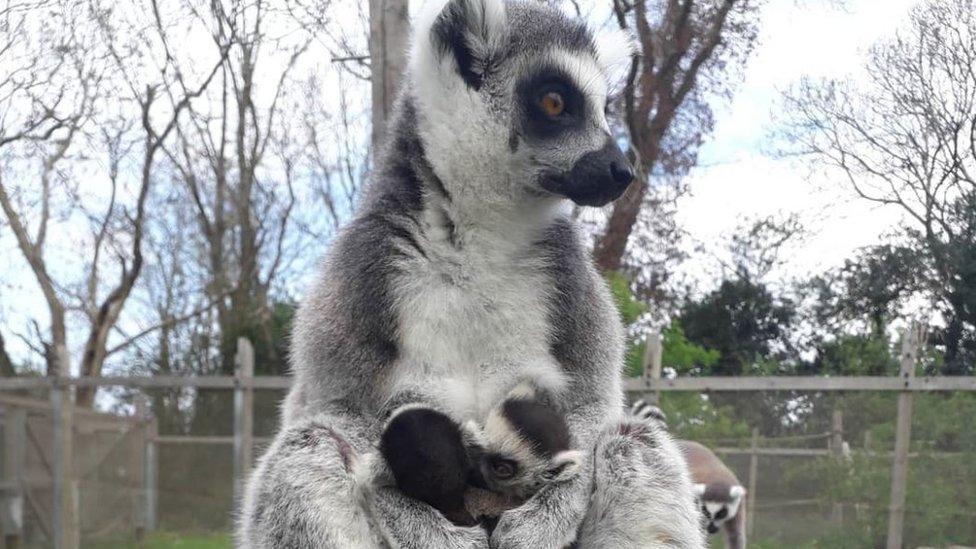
[[783, 0, 976, 371], [0, 0, 229, 405], [0, 0, 371, 396], [594, 0, 761, 275], [784, 0, 975, 280]]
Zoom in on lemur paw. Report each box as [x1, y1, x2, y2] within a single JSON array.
[[490, 506, 555, 549], [449, 523, 491, 549]]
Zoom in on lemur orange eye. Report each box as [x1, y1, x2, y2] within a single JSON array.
[[539, 91, 565, 117]]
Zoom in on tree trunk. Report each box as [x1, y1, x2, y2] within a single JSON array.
[[594, 176, 648, 273], [0, 332, 15, 377]]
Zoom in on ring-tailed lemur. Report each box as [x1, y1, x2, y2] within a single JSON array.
[[377, 382, 583, 528], [631, 402, 747, 547], [238, 0, 704, 546], [679, 440, 747, 549]]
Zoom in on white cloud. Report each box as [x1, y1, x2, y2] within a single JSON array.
[[680, 0, 917, 290]]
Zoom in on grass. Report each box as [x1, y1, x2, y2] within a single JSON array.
[[86, 532, 231, 549]]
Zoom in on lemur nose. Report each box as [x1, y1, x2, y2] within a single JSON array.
[[610, 161, 634, 185]]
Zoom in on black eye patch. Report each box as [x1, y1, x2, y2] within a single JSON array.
[[487, 455, 518, 480], [714, 508, 728, 520], [516, 66, 586, 139]]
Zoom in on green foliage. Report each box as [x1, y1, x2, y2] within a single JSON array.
[[606, 270, 647, 325], [662, 321, 721, 376], [608, 269, 723, 380], [606, 271, 652, 377], [660, 393, 750, 443], [678, 278, 794, 376], [806, 331, 899, 376], [807, 244, 921, 335], [624, 341, 645, 378], [777, 392, 976, 547], [623, 320, 720, 378]]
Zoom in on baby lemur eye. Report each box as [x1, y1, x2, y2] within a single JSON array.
[[488, 456, 518, 479], [538, 91, 565, 118]]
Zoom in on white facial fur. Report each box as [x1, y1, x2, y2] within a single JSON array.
[[593, 27, 637, 93], [408, 0, 632, 219], [697, 484, 744, 529], [410, 0, 514, 210]]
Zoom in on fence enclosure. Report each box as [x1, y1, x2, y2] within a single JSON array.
[[0, 394, 154, 547], [1, 330, 974, 548]]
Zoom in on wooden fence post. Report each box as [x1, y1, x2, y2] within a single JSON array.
[[51, 352, 79, 549], [233, 338, 255, 507], [642, 332, 663, 405], [886, 323, 921, 549], [747, 427, 759, 539], [831, 409, 844, 526], [2, 407, 26, 549], [144, 412, 158, 534], [368, 0, 409, 152], [132, 397, 158, 541]]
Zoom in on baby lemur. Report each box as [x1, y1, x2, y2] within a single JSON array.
[[379, 383, 583, 527]]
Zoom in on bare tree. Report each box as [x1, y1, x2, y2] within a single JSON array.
[[783, 0, 976, 372], [0, 0, 226, 407], [151, 0, 311, 377], [726, 213, 804, 282], [0, 1, 105, 382], [594, 0, 761, 274]]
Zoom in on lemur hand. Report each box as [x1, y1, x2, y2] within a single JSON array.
[[489, 472, 589, 549]]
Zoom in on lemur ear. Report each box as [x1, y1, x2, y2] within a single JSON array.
[[543, 450, 584, 482], [506, 381, 538, 400], [693, 483, 707, 499], [593, 27, 637, 91], [413, 0, 507, 90], [729, 485, 745, 501], [461, 419, 487, 449]]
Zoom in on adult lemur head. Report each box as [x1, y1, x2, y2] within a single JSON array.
[[391, 0, 635, 220]]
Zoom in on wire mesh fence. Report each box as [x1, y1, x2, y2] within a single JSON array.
[[1, 338, 974, 549]]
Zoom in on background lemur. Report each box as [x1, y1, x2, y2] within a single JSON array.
[[239, 0, 704, 546], [679, 440, 747, 549], [379, 383, 582, 527]]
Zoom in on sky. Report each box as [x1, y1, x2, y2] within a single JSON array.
[[0, 0, 926, 370], [673, 0, 917, 290]]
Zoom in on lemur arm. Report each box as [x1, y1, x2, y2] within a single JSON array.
[[241, 404, 490, 549]]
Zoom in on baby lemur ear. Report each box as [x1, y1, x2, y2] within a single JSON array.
[[729, 485, 746, 501], [414, 0, 507, 90], [693, 483, 707, 499], [543, 450, 584, 482]]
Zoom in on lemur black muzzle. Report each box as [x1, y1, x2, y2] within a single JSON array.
[[540, 138, 634, 207]]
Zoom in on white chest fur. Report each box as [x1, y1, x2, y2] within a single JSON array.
[[388, 225, 567, 422]]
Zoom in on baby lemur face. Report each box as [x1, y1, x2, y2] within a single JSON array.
[[473, 386, 583, 499], [378, 382, 582, 526]]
